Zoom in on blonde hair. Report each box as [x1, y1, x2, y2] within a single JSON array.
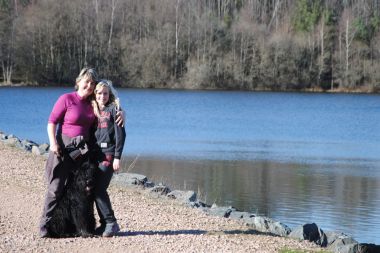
[[92, 79, 121, 118], [75, 67, 98, 90]]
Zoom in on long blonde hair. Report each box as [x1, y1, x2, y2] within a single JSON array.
[[92, 79, 121, 118]]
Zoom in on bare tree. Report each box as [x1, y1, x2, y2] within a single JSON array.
[[108, 0, 117, 52], [340, 9, 357, 87], [0, 1, 17, 84]]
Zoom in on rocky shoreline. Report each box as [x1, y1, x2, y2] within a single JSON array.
[[1, 130, 379, 253]]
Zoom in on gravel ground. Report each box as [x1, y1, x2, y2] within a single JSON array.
[[0, 142, 323, 253]]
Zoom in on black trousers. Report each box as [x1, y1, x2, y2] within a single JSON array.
[[94, 155, 116, 224], [40, 151, 72, 229], [40, 134, 87, 230]]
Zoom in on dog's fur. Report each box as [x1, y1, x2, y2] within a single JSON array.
[[46, 154, 96, 238]]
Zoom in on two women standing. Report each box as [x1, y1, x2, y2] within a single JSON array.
[[40, 68, 126, 238]]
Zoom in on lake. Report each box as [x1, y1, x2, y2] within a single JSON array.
[[0, 86, 379, 244]]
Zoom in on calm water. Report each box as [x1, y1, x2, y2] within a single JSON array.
[[1, 87, 379, 244]]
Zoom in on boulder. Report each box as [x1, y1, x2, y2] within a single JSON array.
[[243, 215, 291, 237], [357, 243, 380, 253], [190, 200, 211, 209], [39, 143, 50, 153], [204, 204, 236, 218], [20, 139, 37, 151], [0, 132, 7, 140], [325, 231, 357, 245], [229, 211, 252, 220], [31, 145, 43, 155], [149, 183, 171, 195], [325, 231, 358, 253], [111, 173, 147, 187], [3, 136, 20, 146], [144, 181, 155, 188], [288, 223, 327, 247], [167, 190, 197, 204]]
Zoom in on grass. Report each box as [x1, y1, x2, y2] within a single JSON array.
[[279, 247, 330, 253], [279, 249, 311, 253], [125, 155, 140, 172]]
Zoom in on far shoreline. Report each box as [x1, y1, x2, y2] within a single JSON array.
[[1, 82, 379, 95]]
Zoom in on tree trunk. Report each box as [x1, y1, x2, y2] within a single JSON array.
[[320, 18, 324, 84], [345, 19, 348, 78], [108, 0, 117, 52], [175, 0, 181, 78]]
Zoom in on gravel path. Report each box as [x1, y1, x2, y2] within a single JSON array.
[[0, 142, 323, 252]]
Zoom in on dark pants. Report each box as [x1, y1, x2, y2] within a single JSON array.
[[39, 134, 88, 230], [40, 149, 72, 229], [94, 155, 116, 224]]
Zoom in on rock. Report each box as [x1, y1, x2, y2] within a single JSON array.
[[3, 136, 20, 146], [288, 223, 327, 247], [20, 140, 32, 151], [190, 200, 211, 209], [187, 201, 199, 208], [20, 139, 39, 152], [111, 173, 147, 187], [208, 204, 236, 218], [167, 190, 197, 204], [149, 183, 171, 195], [244, 216, 291, 237], [358, 243, 380, 253], [0, 132, 7, 140], [325, 231, 357, 246], [39, 143, 50, 153], [325, 231, 358, 253], [332, 243, 359, 253], [31, 145, 43, 155], [144, 181, 155, 188], [0, 133, 47, 155], [229, 211, 252, 220]]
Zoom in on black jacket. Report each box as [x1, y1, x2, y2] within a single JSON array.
[[94, 104, 126, 159]]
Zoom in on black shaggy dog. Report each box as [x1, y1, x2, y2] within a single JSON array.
[[46, 151, 97, 238]]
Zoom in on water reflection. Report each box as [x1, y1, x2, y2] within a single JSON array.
[[123, 156, 380, 244]]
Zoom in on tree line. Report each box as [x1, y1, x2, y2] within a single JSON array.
[[1, 0, 380, 92]]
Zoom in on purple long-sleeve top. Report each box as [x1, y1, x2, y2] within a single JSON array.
[[48, 92, 96, 138]]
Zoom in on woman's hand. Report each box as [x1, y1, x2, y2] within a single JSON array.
[[50, 142, 61, 157], [115, 110, 125, 127], [47, 123, 61, 157], [113, 158, 120, 173]]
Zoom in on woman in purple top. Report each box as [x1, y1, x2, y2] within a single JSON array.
[[48, 68, 97, 155], [39, 67, 97, 238], [39, 68, 123, 238]]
